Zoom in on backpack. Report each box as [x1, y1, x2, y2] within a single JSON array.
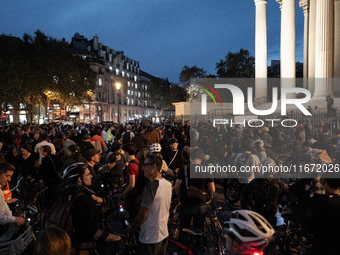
[[237, 152, 254, 177], [252, 179, 279, 216], [91, 137, 102, 152], [129, 159, 149, 194], [46, 192, 85, 239], [123, 131, 131, 144], [183, 165, 207, 204]]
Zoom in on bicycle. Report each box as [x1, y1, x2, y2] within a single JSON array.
[[104, 186, 138, 253], [168, 228, 203, 255], [204, 201, 226, 255], [223, 178, 247, 205]]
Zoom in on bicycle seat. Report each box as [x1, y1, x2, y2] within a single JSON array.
[[182, 228, 203, 236]]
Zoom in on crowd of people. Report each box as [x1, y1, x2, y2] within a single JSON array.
[[0, 117, 339, 254]]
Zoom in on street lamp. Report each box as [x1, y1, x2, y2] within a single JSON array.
[[86, 90, 92, 122], [116, 82, 121, 123]]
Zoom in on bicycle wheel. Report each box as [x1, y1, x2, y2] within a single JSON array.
[[224, 182, 240, 204], [105, 209, 126, 236]]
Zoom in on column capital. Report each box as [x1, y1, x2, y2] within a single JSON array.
[[299, 0, 309, 13], [254, 0, 267, 4], [276, 0, 282, 10]]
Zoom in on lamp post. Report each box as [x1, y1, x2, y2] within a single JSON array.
[[116, 82, 121, 123], [86, 90, 92, 122]]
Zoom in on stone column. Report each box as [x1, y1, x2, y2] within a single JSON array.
[[299, 0, 309, 80], [278, 0, 296, 98], [314, 0, 334, 98], [334, 0, 340, 78], [299, 0, 309, 91], [281, 0, 296, 79], [254, 0, 268, 99], [308, 0, 316, 94]]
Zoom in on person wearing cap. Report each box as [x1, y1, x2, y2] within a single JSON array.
[[162, 138, 183, 176], [85, 149, 101, 195], [61, 163, 121, 251]]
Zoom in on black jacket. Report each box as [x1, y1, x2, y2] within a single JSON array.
[[61, 185, 109, 246]]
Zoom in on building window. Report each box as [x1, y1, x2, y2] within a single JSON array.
[[135, 83, 138, 89], [116, 69, 119, 75], [127, 98, 130, 105], [134, 75, 137, 82], [131, 99, 134, 106], [127, 63, 129, 70], [99, 78, 102, 86], [122, 71, 125, 77], [145, 86, 147, 91], [128, 81, 130, 87], [127, 90, 130, 95], [135, 91, 137, 97], [138, 92, 141, 97], [127, 73, 130, 79], [109, 66, 113, 71]]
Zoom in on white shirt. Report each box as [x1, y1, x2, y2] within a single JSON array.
[[139, 178, 171, 244], [34, 141, 56, 165], [0, 186, 15, 225]]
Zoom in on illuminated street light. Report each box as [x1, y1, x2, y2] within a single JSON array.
[[116, 82, 121, 123]]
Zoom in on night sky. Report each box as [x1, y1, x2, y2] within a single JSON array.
[[0, 0, 304, 83]]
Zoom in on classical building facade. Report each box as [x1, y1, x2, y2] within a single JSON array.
[[254, 0, 340, 99], [70, 33, 160, 123]]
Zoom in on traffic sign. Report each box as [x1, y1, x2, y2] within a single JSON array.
[[1, 113, 8, 121]]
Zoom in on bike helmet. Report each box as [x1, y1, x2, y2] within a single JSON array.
[[63, 162, 88, 183], [169, 138, 178, 144], [252, 139, 264, 148], [306, 149, 322, 156], [150, 143, 162, 153], [223, 210, 274, 251], [68, 144, 81, 154]]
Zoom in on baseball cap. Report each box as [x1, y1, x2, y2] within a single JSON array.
[[85, 149, 101, 161]]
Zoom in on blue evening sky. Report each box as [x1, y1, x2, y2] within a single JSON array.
[[0, 0, 304, 83]]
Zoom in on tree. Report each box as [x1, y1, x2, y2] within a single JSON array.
[[170, 84, 188, 103], [216, 48, 255, 78], [179, 65, 207, 87], [0, 31, 97, 113], [149, 78, 174, 113]]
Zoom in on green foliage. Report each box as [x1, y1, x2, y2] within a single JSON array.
[[179, 65, 207, 87], [0, 30, 96, 111], [149, 78, 187, 112], [216, 48, 255, 78]]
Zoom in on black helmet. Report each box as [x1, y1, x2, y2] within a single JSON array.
[[63, 163, 88, 183], [112, 142, 122, 151], [281, 198, 314, 223], [68, 144, 81, 153], [169, 138, 178, 144]]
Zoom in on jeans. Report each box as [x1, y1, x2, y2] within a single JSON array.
[[178, 204, 207, 255]]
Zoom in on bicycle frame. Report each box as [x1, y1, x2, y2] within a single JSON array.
[[168, 238, 194, 255]]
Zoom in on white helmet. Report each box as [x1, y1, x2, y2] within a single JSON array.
[[252, 139, 264, 148], [224, 210, 274, 251], [150, 143, 162, 153]]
